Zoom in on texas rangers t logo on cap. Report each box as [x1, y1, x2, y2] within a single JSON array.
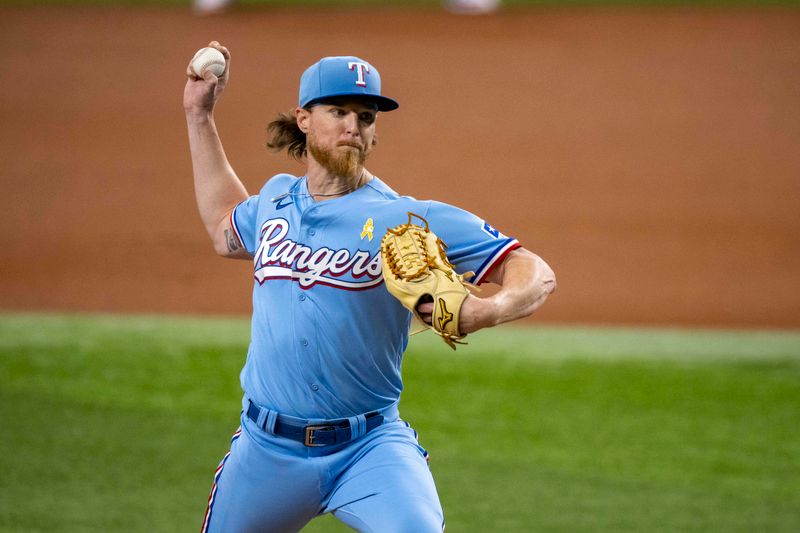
[[298, 56, 399, 112], [348, 62, 370, 87]]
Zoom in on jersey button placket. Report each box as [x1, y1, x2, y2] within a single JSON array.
[[295, 207, 324, 402]]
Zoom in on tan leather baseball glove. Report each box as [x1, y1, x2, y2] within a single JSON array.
[[380, 212, 475, 350]]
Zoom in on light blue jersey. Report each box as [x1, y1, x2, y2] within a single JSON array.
[[195, 54, 537, 533], [230, 174, 519, 420]]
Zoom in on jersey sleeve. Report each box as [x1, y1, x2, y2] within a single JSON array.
[[424, 200, 521, 285], [230, 195, 260, 254]]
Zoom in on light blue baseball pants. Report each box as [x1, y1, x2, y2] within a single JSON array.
[[201, 411, 445, 532]]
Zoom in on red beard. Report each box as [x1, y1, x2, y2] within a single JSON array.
[[307, 134, 367, 179]]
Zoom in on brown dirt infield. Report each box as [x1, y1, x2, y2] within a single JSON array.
[[2, 6, 799, 328]]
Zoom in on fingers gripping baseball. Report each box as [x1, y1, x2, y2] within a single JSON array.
[[183, 41, 230, 115]]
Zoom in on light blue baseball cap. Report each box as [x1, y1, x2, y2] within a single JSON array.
[[298, 56, 399, 112]]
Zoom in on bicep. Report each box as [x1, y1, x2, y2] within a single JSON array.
[[484, 248, 541, 286], [213, 209, 253, 260]]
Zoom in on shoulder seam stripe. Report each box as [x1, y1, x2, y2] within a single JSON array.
[[472, 239, 521, 285]]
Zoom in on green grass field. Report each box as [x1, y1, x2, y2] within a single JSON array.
[[1, 313, 799, 532]]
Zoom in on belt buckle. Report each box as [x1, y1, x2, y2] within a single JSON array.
[[304, 425, 333, 447]]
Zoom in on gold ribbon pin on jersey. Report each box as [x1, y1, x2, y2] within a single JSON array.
[[361, 218, 374, 241]]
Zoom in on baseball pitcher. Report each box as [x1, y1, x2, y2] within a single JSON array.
[[183, 41, 556, 532]]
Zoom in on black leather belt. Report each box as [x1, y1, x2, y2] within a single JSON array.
[[245, 400, 384, 447]]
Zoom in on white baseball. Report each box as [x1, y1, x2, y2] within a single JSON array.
[[191, 47, 226, 77]]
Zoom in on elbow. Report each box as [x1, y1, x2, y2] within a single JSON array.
[[533, 255, 556, 300], [542, 262, 557, 295]]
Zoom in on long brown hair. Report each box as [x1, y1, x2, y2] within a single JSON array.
[[266, 111, 306, 161], [266, 106, 380, 161]]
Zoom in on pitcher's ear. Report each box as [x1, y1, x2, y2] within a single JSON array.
[[295, 106, 311, 134]]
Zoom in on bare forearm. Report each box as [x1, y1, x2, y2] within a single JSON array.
[[186, 112, 248, 237], [182, 42, 249, 256], [486, 252, 555, 326], [460, 249, 556, 333]]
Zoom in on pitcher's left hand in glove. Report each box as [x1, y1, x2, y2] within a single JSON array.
[[381, 212, 475, 350]]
